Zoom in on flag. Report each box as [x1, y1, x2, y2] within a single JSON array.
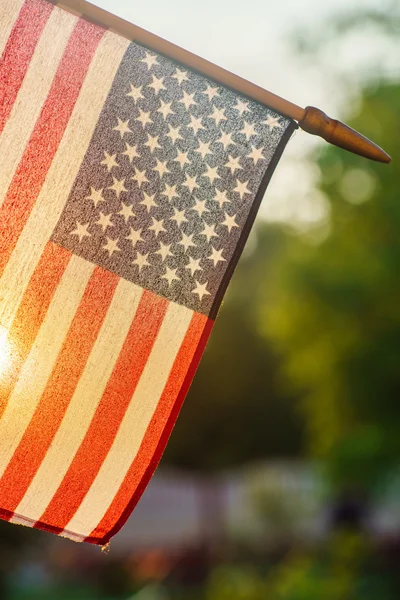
[[0, 0, 296, 545]]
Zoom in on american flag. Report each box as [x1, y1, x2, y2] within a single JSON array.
[[0, 0, 295, 545]]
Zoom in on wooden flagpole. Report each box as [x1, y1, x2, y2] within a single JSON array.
[[54, 0, 391, 164]]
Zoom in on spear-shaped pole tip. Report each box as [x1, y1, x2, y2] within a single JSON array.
[[298, 106, 391, 164]]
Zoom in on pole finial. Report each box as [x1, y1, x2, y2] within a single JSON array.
[[299, 106, 391, 164]]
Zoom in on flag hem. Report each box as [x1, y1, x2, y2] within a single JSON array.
[[0, 507, 84, 542]]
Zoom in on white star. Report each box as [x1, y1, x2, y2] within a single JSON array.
[[149, 75, 166, 94], [208, 247, 226, 266], [192, 198, 208, 217], [113, 118, 131, 138], [141, 52, 158, 69], [71, 222, 90, 242], [131, 168, 148, 187], [248, 146, 264, 163], [108, 176, 128, 198], [166, 125, 183, 143], [240, 121, 256, 140], [153, 159, 170, 177], [234, 179, 251, 199], [123, 142, 139, 163], [180, 91, 196, 110], [192, 280, 210, 301], [163, 183, 178, 201], [189, 115, 204, 134], [101, 151, 119, 172], [133, 251, 150, 271], [171, 207, 188, 227], [158, 100, 173, 119], [210, 106, 227, 125], [96, 212, 112, 232], [218, 131, 234, 150], [126, 227, 144, 247], [183, 174, 198, 193], [203, 165, 219, 184], [175, 150, 190, 168], [173, 69, 189, 85], [149, 217, 166, 236], [136, 108, 152, 128], [180, 232, 196, 251], [127, 83, 143, 102], [118, 201, 135, 223], [204, 85, 219, 101], [196, 141, 211, 159], [85, 187, 104, 207], [264, 115, 282, 130], [156, 242, 172, 262], [222, 213, 239, 232], [186, 257, 202, 277], [200, 222, 218, 242], [214, 190, 229, 207], [162, 267, 179, 286], [235, 99, 249, 115], [145, 134, 162, 153], [140, 192, 157, 211], [225, 155, 241, 174], [103, 237, 120, 256]]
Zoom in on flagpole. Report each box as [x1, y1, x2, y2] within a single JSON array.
[[53, 0, 391, 164]]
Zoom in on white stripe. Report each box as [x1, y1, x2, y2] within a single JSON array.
[[59, 531, 84, 543], [0, 31, 129, 332], [65, 303, 193, 538], [0, 255, 93, 480], [9, 514, 35, 527], [0, 8, 78, 210], [15, 279, 143, 521], [0, 0, 25, 57]]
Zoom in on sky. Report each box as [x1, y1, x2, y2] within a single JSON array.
[[93, 0, 394, 228]]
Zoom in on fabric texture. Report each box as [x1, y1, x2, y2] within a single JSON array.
[[0, 0, 296, 545]]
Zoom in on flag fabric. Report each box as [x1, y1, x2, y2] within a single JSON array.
[[0, 0, 296, 545]]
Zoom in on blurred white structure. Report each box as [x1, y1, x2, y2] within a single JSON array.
[[110, 461, 400, 554]]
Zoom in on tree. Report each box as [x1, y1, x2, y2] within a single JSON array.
[[259, 81, 400, 492]]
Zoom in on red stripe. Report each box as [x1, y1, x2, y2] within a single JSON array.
[[0, 267, 118, 514], [40, 290, 169, 530], [0, 242, 71, 420], [88, 313, 213, 544], [0, 0, 53, 134], [0, 18, 104, 277]]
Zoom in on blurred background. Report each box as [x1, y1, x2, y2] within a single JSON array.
[[1, 0, 399, 598]]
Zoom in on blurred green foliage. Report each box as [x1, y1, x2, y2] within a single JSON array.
[[293, 2, 400, 54], [260, 81, 400, 494], [204, 531, 396, 600]]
